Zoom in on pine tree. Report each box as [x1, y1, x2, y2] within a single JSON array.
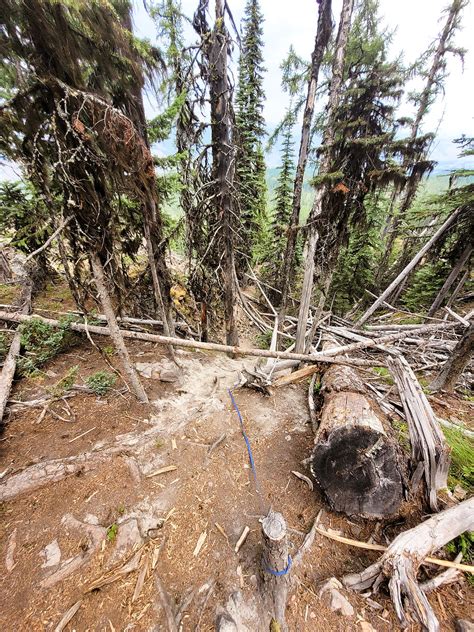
[[235, 0, 267, 273], [263, 109, 296, 293]]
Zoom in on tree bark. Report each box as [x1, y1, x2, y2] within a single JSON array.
[[90, 253, 148, 403], [294, 0, 354, 352], [261, 509, 289, 631], [357, 207, 462, 325], [343, 497, 474, 632], [278, 0, 332, 316], [310, 361, 404, 519], [427, 243, 472, 318], [430, 319, 474, 392]]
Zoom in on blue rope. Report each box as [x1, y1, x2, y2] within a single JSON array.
[[265, 555, 292, 577], [227, 388, 264, 510]]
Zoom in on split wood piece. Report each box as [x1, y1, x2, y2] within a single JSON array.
[[310, 359, 404, 519], [53, 600, 82, 632], [90, 253, 148, 403], [357, 206, 463, 325], [0, 276, 33, 424], [0, 311, 381, 368], [343, 497, 474, 632], [386, 354, 450, 511], [261, 509, 290, 632]]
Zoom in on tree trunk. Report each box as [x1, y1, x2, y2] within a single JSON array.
[[90, 252, 148, 403], [209, 0, 239, 346], [0, 276, 33, 424], [261, 509, 290, 631], [310, 361, 404, 519], [357, 207, 462, 325], [430, 319, 474, 392], [278, 0, 332, 316], [427, 244, 472, 318], [446, 268, 469, 307], [343, 497, 474, 632], [294, 0, 354, 352]]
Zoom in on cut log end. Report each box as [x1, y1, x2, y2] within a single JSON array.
[[311, 425, 403, 519]]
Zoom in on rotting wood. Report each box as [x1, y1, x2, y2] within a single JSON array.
[[343, 497, 474, 632], [310, 347, 404, 519], [386, 354, 450, 511], [0, 310, 383, 367], [430, 318, 473, 392], [261, 509, 290, 632]]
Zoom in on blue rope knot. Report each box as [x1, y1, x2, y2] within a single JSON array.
[[265, 555, 292, 577]]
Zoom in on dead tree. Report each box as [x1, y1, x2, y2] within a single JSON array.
[[278, 0, 332, 317], [343, 497, 474, 632], [427, 243, 472, 318], [0, 274, 33, 424], [90, 253, 148, 403], [430, 318, 474, 392], [357, 207, 462, 325], [294, 0, 354, 353], [310, 361, 404, 518]]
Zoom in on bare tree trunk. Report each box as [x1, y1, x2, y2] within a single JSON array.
[[427, 243, 472, 318], [430, 319, 474, 392], [357, 207, 462, 325], [447, 267, 469, 307], [90, 252, 148, 403], [209, 0, 239, 346], [261, 509, 290, 631], [0, 277, 32, 424], [294, 0, 354, 353], [278, 0, 332, 317]]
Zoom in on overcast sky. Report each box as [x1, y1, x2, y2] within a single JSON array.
[[132, 0, 474, 168]]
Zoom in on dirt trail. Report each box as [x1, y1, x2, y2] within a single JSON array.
[[1, 330, 472, 630]]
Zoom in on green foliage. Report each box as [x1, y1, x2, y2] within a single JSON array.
[[255, 330, 272, 349], [85, 370, 117, 395], [48, 366, 79, 397], [0, 332, 8, 361], [18, 318, 76, 375], [443, 426, 474, 493], [106, 523, 118, 543], [445, 531, 473, 586], [402, 260, 450, 312], [235, 0, 267, 269]]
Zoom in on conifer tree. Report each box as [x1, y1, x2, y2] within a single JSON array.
[[263, 109, 296, 293], [235, 0, 267, 272]]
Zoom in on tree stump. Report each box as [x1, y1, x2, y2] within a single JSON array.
[[261, 510, 290, 631], [311, 364, 403, 519]]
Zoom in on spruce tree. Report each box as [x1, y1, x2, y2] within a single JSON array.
[[235, 0, 267, 273], [263, 109, 296, 293]]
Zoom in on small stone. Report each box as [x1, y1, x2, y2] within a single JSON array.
[[41, 539, 61, 568], [319, 577, 354, 617], [456, 620, 474, 632], [360, 621, 377, 632]]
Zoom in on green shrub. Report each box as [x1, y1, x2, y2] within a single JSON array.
[[0, 332, 8, 361], [85, 370, 116, 395], [446, 531, 474, 587], [18, 317, 76, 375], [443, 426, 474, 493]]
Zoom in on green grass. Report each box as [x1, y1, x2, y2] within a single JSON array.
[[443, 426, 474, 493]]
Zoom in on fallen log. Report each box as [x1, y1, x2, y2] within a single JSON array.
[[310, 360, 404, 519], [0, 310, 381, 368], [343, 497, 474, 632]]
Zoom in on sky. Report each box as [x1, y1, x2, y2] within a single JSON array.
[[132, 0, 474, 169]]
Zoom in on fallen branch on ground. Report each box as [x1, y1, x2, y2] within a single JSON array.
[[0, 310, 382, 367], [343, 497, 474, 632]]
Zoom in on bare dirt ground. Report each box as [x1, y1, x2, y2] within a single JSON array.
[[1, 286, 473, 631]]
